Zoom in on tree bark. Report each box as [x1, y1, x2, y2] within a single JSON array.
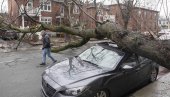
[[96, 22, 170, 69]]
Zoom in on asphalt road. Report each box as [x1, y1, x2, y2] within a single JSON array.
[[0, 43, 169, 97], [0, 50, 45, 97], [0, 44, 91, 97]]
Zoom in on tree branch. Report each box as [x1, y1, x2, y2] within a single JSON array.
[[72, 0, 102, 25], [51, 37, 90, 53]]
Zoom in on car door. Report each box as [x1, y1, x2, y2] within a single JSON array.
[[103, 54, 141, 97], [103, 70, 129, 97], [137, 56, 153, 82], [119, 54, 142, 93], [121, 55, 152, 91]]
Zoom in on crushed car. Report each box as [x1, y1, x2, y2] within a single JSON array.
[[41, 42, 159, 97]]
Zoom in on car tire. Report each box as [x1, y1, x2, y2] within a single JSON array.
[[150, 67, 158, 82], [93, 89, 109, 97]]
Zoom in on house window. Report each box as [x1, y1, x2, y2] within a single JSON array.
[[41, 17, 52, 24], [144, 11, 147, 17], [60, 5, 64, 16], [98, 9, 103, 15], [40, 0, 51, 12], [138, 10, 141, 15], [73, 5, 79, 14], [27, 0, 33, 11], [121, 5, 126, 9]]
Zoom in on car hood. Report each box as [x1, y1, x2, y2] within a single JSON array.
[[45, 57, 110, 86]]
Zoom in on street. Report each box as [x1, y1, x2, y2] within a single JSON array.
[[0, 44, 169, 97], [0, 44, 91, 97], [0, 49, 45, 97]]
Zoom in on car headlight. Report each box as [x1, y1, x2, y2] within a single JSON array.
[[41, 69, 49, 76], [60, 86, 88, 96]]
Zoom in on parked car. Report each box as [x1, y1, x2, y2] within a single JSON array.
[[0, 30, 18, 40], [159, 33, 170, 40], [41, 42, 159, 97], [158, 29, 170, 36], [0, 29, 6, 39]]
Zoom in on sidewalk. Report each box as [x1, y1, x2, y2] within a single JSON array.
[[131, 67, 170, 97]]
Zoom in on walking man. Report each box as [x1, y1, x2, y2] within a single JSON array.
[[40, 30, 57, 65]]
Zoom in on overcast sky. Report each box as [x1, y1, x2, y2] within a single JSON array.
[[0, 0, 7, 13]]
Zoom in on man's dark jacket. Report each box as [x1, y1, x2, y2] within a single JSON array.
[[42, 34, 51, 49]]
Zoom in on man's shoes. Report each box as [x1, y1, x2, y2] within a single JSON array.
[[40, 63, 46, 65], [53, 60, 57, 63]]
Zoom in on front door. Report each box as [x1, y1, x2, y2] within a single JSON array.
[[105, 54, 142, 97]]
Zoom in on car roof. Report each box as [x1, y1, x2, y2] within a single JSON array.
[[97, 42, 118, 48], [97, 42, 125, 53], [96, 42, 133, 55], [98, 42, 118, 48]]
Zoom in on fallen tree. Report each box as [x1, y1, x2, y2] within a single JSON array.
[[1, 16, 170, 69], [0, 0, 170, 69], [44, 22, 170, 69]]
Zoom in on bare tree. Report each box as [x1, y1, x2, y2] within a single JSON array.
[[117, 0, 134, 29]]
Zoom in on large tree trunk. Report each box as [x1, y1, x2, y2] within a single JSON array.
[[96, 22, 170, 69]]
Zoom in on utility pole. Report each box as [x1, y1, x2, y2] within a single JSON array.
[[21, 4, 25, 29], [21, 14, 25, 29]]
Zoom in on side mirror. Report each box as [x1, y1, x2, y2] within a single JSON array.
[[121, 64, 133, 71]]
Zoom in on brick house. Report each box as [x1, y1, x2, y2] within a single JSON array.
[[84, 3, 159, 33], [128, 7, 159, 33], [8, 0, 159, 33], [8, 0, 82, 29], [81, 2, 111, 29]]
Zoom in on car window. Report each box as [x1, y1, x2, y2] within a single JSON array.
[[78, 45, 124, 69], [138, 56, 149, 64], [122, 54, 139, 69]]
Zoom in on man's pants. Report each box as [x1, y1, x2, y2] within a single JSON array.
[[42, 48, 55, 63]]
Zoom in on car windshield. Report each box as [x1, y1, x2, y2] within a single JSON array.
[[78, 45, 124, 69]]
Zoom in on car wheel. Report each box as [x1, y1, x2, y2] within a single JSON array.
[[150, 67, 158, 82], [94, 89, 109, 97]]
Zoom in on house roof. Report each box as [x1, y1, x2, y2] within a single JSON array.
[[53, 0, 82, 4], [86, 2, 109, 10], [109, 4, 159, 13], [53, 0, 63, 1], [0, 13, 8, 16], [159, 18, 169, 21]]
